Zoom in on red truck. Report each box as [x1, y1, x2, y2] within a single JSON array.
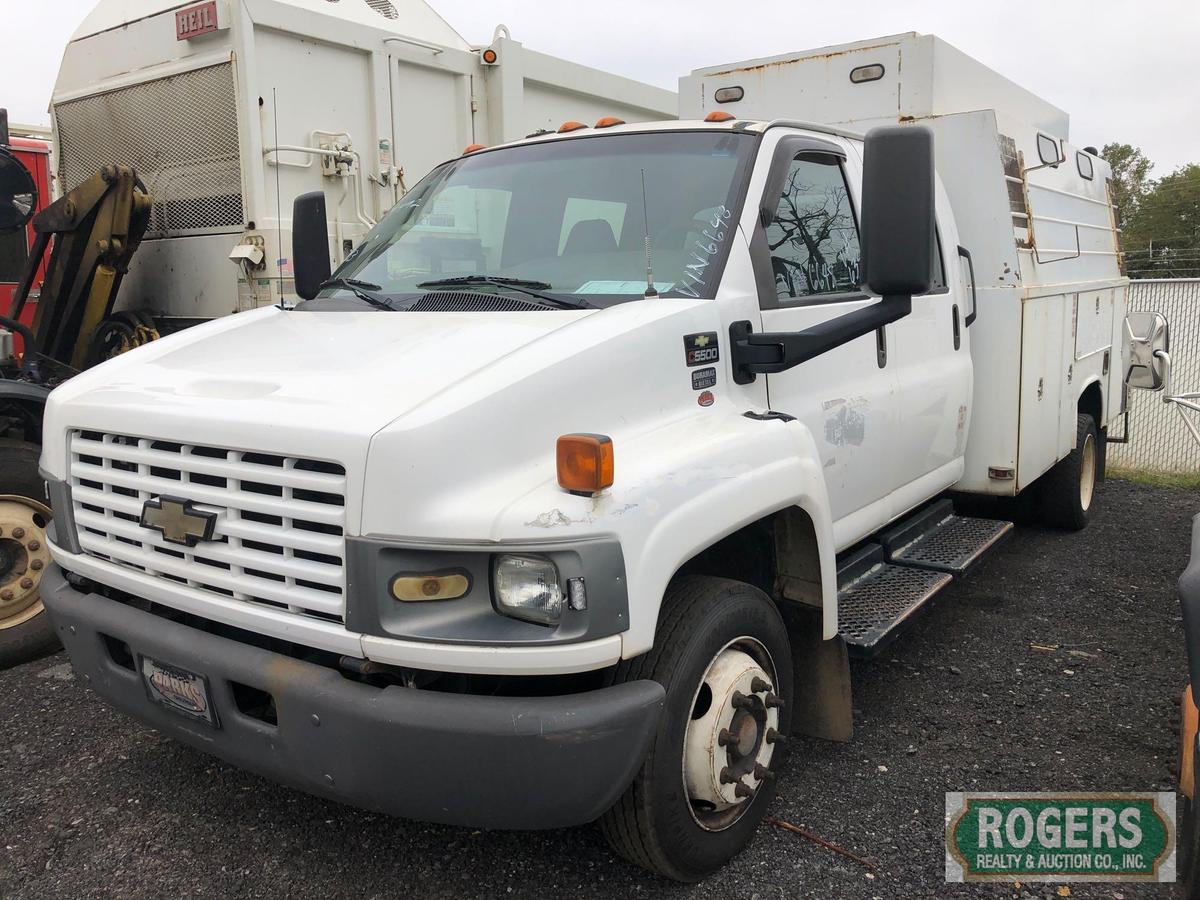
[[0, 129, 51, 345]]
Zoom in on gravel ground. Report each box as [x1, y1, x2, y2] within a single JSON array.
[[0, 479, 1194, 900]]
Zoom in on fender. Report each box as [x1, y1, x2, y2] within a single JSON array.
[[0, 380, 50, 444], [0, 379, 51, 406], [612, 414, 839, 658]]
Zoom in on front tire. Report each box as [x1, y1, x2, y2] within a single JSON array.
[[599, 576, 793, 881], [0, 440, 59, 668], [1039, 413, 1099, 531]]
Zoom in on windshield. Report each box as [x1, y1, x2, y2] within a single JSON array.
[[324, 131, 756, 306]]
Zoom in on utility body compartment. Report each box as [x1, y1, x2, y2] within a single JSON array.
[[683, 33, 1127, 495]]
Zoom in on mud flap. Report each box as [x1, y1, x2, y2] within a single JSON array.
[[782, 604, 852, 742]]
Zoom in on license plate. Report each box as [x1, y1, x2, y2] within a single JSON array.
[[140, 656, 218, 727]]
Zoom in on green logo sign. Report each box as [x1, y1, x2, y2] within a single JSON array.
[[946, 793, 1176, 883]]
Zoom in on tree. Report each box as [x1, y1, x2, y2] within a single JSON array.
[[1125, 164, 1200, 278], [1101, 142, 1153, 224]]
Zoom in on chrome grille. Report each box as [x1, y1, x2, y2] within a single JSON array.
[[53, 62, 244, 238], [68, 430, 347, 622]]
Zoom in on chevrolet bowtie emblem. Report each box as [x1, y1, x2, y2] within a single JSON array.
[[140, 496, 218, 547], [695, 334, 710, 347]]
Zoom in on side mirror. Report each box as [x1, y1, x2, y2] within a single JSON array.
[[1125, 311, 1169, 391], [292, 191, 331, 301], [0, 148, 37, 235], [861, 125, 935, 300]]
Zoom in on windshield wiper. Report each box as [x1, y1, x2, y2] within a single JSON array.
[[416, 275, 595, 310], [318, 277, 397, 311]]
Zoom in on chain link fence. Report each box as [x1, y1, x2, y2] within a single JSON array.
[[1108, 279, 1200, 473]]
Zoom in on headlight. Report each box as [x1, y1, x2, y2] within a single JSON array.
[[492, 554, 563, 625]]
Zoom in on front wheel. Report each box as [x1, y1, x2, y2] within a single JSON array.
[[1039, 413, 1099, 531], [0, 440, 59, 668], [599, 576, 793, 881]]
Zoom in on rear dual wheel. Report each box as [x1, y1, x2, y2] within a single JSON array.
[[0, 440, 59, 668], [601, 576, 793, 881], [1039, 413, 1099, 531]]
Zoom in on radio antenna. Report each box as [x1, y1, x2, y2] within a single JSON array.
[[640, 169, 658, 298], [273, 88, 285, 311]]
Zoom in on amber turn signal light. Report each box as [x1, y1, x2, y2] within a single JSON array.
[[391, 571, 472, 602], [557, 434, 614, 495], [704, 111, 736, 122]]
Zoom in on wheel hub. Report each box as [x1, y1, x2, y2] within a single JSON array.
[[0, 496, 53, 629], [1080, 432, 1097, 511], [684, 644, 781, 830]]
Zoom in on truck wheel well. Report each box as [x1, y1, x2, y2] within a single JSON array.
[[1078, 380, 1103, 429], [674, 514, 779, 599], [673, 505, 822, 606]]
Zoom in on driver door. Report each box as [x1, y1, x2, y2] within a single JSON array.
[[750, 135, 898, 547]]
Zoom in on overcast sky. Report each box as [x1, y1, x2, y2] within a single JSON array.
[[4, 0, 1198, 173]]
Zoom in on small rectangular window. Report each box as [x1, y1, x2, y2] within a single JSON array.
[[765, 153, 862, 301], [1076, 151, 1094, 180], [1037, 133, 1062, 167]]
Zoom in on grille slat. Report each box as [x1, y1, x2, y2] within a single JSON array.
[[69, 431, 347, 623], [71, 436, 345, 494], [73, 509, 342, 588], [70, 460, 344, 526], [77, 534, 342, 615], [70, 484, 343, 556]]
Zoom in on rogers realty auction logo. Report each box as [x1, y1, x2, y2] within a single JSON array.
[[946, 793, 1176, 883]]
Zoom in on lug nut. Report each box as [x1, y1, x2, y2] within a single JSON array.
[[751, 676, 773, 694], [765, 693, 785, 709], [12, 527, 25, 539], [733, 781, 754, 799], [20, 578, 33, 590], [0, 590, 12, 602], [719, 766, 738, 785], [717, 728, 738, 748], [765, 728, 787, 745], [731, 690, 753, 710], [27, 540, 40, 551], [754, 763, 775, 782], [31, 559, 43, 571]]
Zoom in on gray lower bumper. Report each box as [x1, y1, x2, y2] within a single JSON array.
[[41, 565, 664, 830]]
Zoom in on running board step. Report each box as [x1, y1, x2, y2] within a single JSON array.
[[879, 499, 1014, 575], [836, 545, 952, 657]]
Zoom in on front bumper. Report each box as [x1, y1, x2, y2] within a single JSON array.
[[41, 565, 665, 829]]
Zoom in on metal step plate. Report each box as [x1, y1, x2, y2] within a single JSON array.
[[837, 548, 952, 656], [880, 500, 1014, 575]]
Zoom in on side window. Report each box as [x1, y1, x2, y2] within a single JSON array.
[[765, 154, 862, 300]]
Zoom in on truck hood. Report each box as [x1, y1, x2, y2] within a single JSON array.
[[43, 305, 587, 455]]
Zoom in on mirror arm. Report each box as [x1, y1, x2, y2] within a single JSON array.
[[730, 295, 912, 384]]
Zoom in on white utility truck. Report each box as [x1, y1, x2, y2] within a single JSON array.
[[49, 0, 676, 326], [41, 34, 1147, 880]]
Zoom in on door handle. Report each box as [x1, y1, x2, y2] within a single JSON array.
[[952, 304, 961, 350], [876, 326, 887, 368], [957, 245, 978, 327]]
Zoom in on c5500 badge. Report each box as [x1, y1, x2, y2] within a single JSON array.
[[684, 332, 720, 367]]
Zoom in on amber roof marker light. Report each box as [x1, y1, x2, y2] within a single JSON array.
[[704, 111, 736, 123], [557, 434, 615, 496], [558, 120, 588, 133], [595, 116, 626, 128]]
